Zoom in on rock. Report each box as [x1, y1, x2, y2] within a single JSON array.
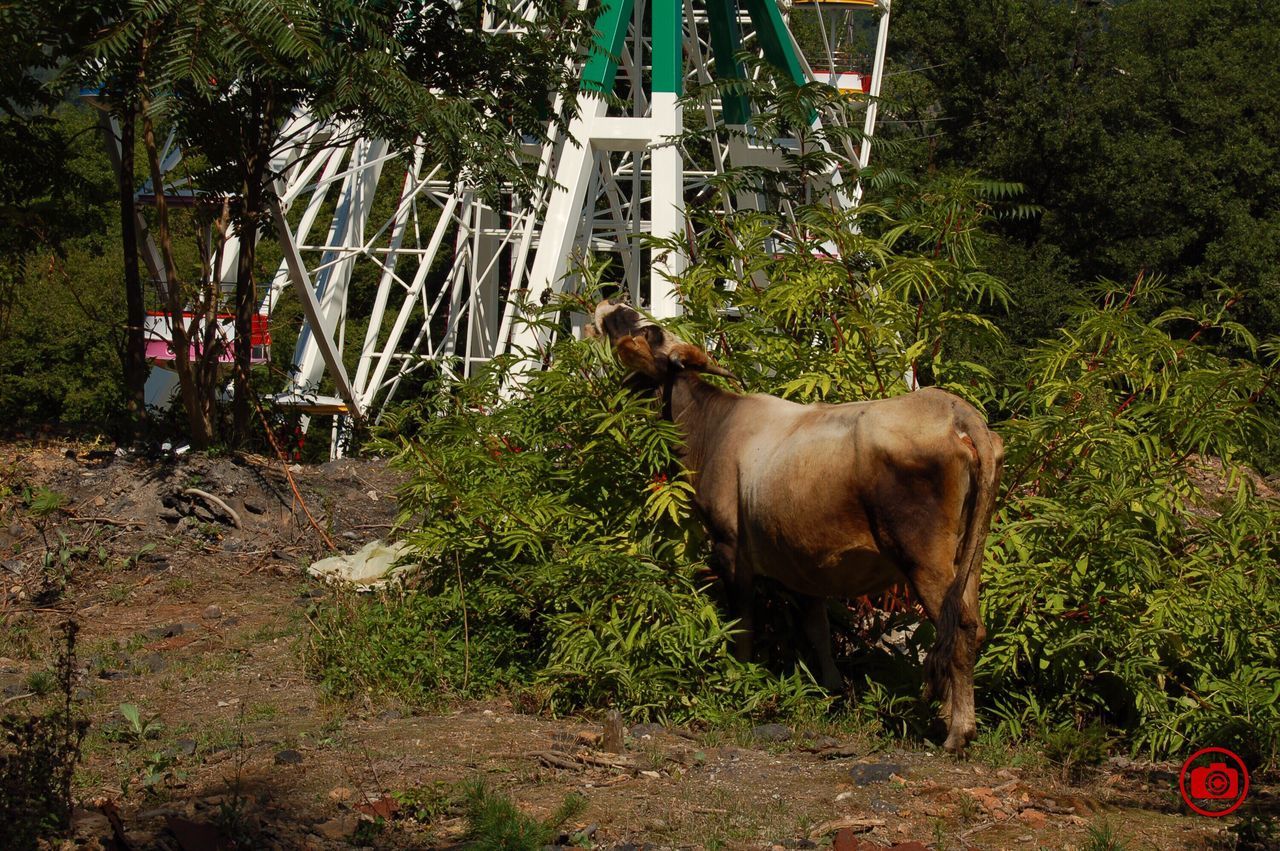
[[629, 722, 665, 739], [1017, 808, 1048, 829], [174, 739, 198, 756], [849, 762, 907, 786], [142, 652, 166, 674], [71, 806, 111, 836], [220, 538, 246, 553], [158, 508, 181, 523], [146, 623, 188, 640], [328, 787, 353, 803], [835, 791, 855, 803], [93, 496, 107, 508], [751, 723, 793, 743], [831, 828, 860, 851], [1, 559, 25, 576], [639, 770, 661, 779], [203, 605, 223, 620], [809, 735, 841, 750], [314, 816, 357, 841], [274, 748, 304, 766], [869, 798, 897, 813]]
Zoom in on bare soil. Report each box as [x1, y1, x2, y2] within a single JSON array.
[[0, 439, 1261, 850]]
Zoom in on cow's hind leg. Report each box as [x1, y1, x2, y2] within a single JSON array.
[[800, 594, 842, 691], [909, 567, 980, 753]]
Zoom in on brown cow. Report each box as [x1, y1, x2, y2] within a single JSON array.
[[593, 301, 1003, 752]]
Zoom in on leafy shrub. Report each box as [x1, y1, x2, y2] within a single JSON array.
[[307, 340, 824, 723], [984, 279, 1280, 766], [0, 621, 89, 851], [307, 77, 1280, 762]]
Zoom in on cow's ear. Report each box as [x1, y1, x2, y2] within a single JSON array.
[[616, 334, 660, 378]]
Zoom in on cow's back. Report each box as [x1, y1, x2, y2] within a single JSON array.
[[712, 388, 971, 598]]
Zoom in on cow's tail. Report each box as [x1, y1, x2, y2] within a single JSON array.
[[923, 410, 1004, 705]]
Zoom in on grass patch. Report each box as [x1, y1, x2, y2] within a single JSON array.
[[462, 780, 585, 851]]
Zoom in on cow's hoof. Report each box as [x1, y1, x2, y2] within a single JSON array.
[[943, 728, 976, 755]]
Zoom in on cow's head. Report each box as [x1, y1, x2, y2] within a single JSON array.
[[591, 300, 739, 387]]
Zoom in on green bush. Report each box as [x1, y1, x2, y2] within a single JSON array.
[[307, 77, 1280, 761], [984, 279, 1280, 765], [307, 339, 824, 723]]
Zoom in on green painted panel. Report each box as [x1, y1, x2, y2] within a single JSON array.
[[582, 0, 636, 94], [741, 0, 806, 86], [651, 0, 684, 94], [706, 0, 750, 124]]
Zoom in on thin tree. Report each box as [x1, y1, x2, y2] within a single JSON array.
[[90, 0, 592, 446]]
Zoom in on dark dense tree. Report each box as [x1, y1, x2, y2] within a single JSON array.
[[887, 0, 1280, 344]]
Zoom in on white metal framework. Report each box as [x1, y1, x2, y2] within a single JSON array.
[[93, 0, 891, 454]]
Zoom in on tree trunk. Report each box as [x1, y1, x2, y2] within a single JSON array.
[[118, 101, 149, 438], [139, 92, 215, 448], [232, 81, 274, 444]]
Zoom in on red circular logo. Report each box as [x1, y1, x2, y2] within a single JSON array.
[[1178, 747, 1249, 817]]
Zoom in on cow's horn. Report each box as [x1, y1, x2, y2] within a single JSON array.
[[705, 363, 744, 387]]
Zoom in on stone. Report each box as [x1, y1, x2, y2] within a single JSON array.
[[1017, 808, 1048, 829], [849, 762, 907, 786], [314, 816, 357, 841], [203, 605, 222, 620], [629, 722, 665, 739], [174, 739, 197, 756], [751, 723, 793, 743], [142, 652, 166, 674], [274, 749, 304, 765]]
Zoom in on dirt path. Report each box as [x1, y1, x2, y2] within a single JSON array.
[[0, 441, 1249, 849]]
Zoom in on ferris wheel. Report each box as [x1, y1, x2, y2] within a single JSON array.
[[93, 0, 891, 455]]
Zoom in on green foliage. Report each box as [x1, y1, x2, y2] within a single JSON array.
[[0, 622, 89, 851], [1039, 722, 1110, 784], [984, 278, 1280, 765], [887, 0, 1280, 350], [117, 702, 163, 746], [462, 780, 585, 851], [1082, 820, 1129, 851], [25, 487, 68, 519], [307, 133, 1280, 762], [308, 337, 825, 722]]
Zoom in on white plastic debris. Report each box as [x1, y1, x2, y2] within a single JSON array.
[[307, 540, 413, 589]]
